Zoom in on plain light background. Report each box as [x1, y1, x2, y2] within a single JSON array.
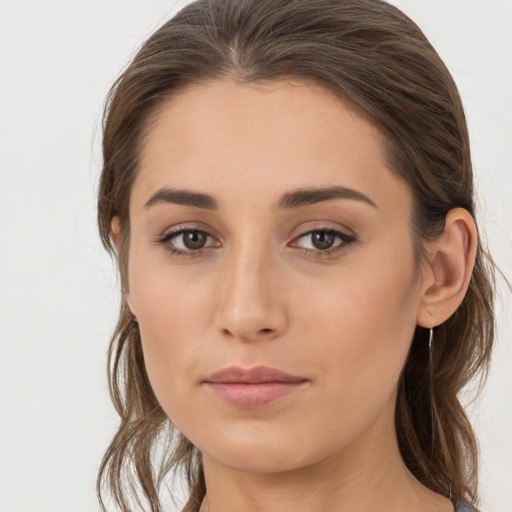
[[0, 1, 510, 511]]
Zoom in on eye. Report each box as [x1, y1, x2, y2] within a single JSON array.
[[291, 228, 355, 255], [155, 228, 219, 255], [155, 226, 354, 257]]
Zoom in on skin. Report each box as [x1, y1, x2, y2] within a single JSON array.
[[113, 79, 477, 512]]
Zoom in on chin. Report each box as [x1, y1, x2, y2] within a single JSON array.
[[204, 446, 313, 474], [197, 426, 339, 475]]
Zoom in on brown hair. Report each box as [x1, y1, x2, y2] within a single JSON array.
[[96, 1, 496, 510]]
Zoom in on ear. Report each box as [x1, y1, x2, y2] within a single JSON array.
[[417, 208, 477, 328], [110, 216, 136, 316], [111, 216, 121, 251]]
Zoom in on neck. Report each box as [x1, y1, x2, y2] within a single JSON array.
[[198, 398, 453, 512]]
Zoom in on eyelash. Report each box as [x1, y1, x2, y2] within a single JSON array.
[[154, 227, 356, 258]]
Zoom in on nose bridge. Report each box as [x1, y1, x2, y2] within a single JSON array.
[[216, 235, 286, 340]]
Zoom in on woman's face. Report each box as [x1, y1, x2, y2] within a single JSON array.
[[125, 79, 426, 473]]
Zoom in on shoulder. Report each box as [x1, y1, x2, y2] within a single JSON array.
[[454, 500, 479, 512]]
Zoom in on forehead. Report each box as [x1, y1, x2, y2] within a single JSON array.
[[132, 79, 411, 215]]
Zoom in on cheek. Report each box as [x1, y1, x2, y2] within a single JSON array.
[[299, 247, 420, 417], [128, 239, 212, 336], [126, 250, 214, 414]]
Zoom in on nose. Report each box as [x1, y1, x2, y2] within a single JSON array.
[[215, 245, 288, 342]]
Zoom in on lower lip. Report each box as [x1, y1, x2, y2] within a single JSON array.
[[204, 381, 308, 408]]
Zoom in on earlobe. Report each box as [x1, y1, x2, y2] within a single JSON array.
[[417, 208, 477, 328]]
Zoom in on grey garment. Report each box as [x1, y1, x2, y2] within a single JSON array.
[[454, 500, 478, 512]]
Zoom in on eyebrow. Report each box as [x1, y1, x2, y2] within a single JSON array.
[[143, 185, 377, 210], [277, 185, 377, 209]]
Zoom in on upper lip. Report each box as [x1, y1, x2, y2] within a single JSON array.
[[203, 365, 307, 384]]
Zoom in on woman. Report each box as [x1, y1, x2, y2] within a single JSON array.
[[96, 0, 496, 511]]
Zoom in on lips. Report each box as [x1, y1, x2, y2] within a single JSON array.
[[202, 365, 309, 408], [203, 365, 307, 384]]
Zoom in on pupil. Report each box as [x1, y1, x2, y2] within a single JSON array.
[[184, 231, 206, 249], [312, 231, 335, 250]]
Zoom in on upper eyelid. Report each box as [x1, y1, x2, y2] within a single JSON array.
[[159, 223, 217, 239], [159, 222, 354, 237], [159, 225, 352, 239]]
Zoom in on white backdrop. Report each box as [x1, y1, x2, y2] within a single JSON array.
[[0, 1, 510, 511]]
